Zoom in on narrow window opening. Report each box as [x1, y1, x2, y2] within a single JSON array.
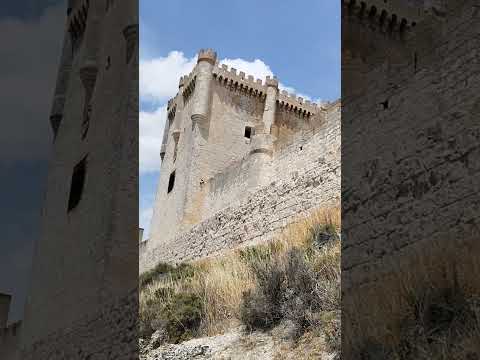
[[167, 171, 176, 193], [244, 126, 252, 139], [68, 156, 87, 211]]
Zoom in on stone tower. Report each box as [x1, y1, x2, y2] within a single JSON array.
[[142, 48, 340, 272], [20, 0, 138, 358]]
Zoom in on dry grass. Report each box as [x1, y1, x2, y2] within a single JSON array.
[[139, 206, 341, 349], [344, 236, 480, 359]]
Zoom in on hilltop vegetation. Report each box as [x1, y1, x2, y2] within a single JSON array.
[[139, 207, 340, 358]]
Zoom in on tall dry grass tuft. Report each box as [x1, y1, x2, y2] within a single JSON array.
[[344, 235, 480, 359], [190, 255, 256, 335], [276, 206, 340, 251]]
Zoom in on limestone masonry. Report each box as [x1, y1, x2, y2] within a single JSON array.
[[342, 0, 480, 352], [140, 49, 341, 273]]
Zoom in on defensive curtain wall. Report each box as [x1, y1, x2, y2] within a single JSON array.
[[342, 0, 480, 351]]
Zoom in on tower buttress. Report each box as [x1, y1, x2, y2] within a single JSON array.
[[262, 76, 279, 135]]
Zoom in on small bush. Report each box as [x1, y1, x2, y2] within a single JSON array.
[[241, 241, 340, 341], [164, 292, 204, 343], [140, 262, 196, 288], [240, 260, 285, 330], [140, 262, 176, 288], [308, 222, 339, 250]]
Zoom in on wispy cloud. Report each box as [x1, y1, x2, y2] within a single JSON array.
[[140, 105, 167, 173], [140, 51, 197, 103], [139, 205, 154, 239]]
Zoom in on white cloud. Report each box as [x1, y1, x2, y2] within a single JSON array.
[[140, 105, 167, 173], [140, 52, 319, 105], [139, 206, 153, 239], [221, 57, 317, 103], [220, 58, 274, 82], [140, 51, 197, 103]]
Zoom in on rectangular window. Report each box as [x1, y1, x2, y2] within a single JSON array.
[[167, 171, 175, 193], [68, 156, 87, 211], [244, 126, 252, 139]]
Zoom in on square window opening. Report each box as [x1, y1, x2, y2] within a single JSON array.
[[244, 126, 253, 139]]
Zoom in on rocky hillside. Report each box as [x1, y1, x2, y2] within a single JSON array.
[[140, 325, 338, 360]]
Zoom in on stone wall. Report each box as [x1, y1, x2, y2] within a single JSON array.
[[342, 0, 480, 346], [21, 291, 137, 359], [140, 102, 340, 271], [343, 0, 480, 289], [0, 322, 21, 360], [20, 0, 139, 357]]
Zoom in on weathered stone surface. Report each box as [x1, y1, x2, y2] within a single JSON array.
[[141, 100, 340, 270], [147, 52, 328, 257], [342, 0, 480, 351], [14, 1, 139, 359]]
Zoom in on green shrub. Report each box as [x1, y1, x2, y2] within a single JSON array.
[[140, 262, 196, 288], [240, 244, 340, 342], [164, 292, 204, 343], [140, 291, 204, 343], [240, 260, 285, 330], [140, 262, 176, 288]]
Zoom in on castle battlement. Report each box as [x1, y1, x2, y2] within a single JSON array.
[[144, 48, 340, 273], [342, 0, 423, 39], [212, 63, 267, 99], [166, 57, 320, 124]]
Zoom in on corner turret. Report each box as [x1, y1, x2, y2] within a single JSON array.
[[191, 49, 217, 128]]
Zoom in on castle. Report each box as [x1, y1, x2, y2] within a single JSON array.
[[140, 49, 341, 273]]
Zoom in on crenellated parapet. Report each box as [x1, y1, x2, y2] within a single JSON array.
[[67, 0, 90, 49], [212, 63, 268, 100], [277, 90, 318, 118], [212, 62, 319, 118], [342, 0, 422, 38], [181, 73, 197, 104], [167, 102, 176, 123], [197, 48, 217, 65]]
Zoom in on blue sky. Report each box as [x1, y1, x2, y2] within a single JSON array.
[[0, 1, 66, 323], [139, 0, 341, 238]]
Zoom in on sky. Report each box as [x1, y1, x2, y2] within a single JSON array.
[[0, 0, 66, 324], [139, 0, 341, 238]]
